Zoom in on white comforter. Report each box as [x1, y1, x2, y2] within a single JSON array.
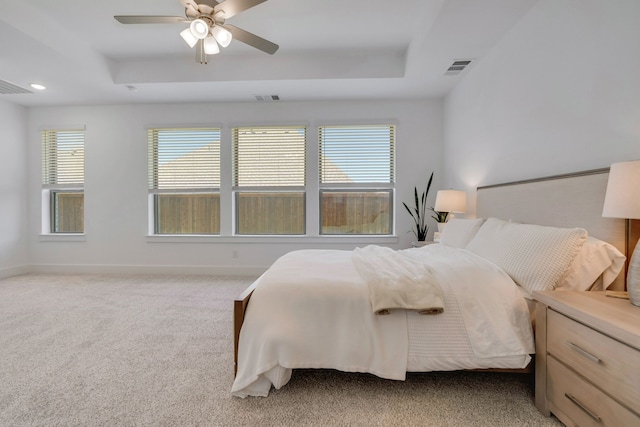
[[231, 245, 534, 398], [353, 245, 444, 314]]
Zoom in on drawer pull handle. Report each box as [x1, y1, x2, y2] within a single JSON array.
[[566, 341, 601, 364], [565, 393, 602, 422]]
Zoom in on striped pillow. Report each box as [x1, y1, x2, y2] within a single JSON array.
[[466, 218, 587, 293]]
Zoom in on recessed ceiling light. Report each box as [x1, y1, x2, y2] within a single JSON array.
[[30, 83, 46, 90]]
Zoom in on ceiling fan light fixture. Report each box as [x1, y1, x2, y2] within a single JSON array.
[[190, 19, 210, 39], [180, 28, 198, 48], [113, 0, 279, 61], [204, 36, 220, 55], [211, 25, 232, 47]]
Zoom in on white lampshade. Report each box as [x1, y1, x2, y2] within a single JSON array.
[[602, 160, 640, 219], [434, 190, 467, 213], [204, 36, 220, 55], [190, 19, 210, 40], [603, 159, 640, 306], [180, 28, 198, 48], [211, 25, 232, 47]]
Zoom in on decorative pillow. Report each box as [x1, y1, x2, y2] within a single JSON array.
[[465, 218, 587, 293], [556, 237, 626, 291], [439, 218, 486, 249]]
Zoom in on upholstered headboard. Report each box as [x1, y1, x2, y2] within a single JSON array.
[[476, 168, 638, 291]]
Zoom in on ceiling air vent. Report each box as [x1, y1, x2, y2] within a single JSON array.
[[444, 60, 472, 76], [255, 94, 280, 101], [0, 79, 32, 94]]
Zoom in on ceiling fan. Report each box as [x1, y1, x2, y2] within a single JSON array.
[[114, 0, 278, 64]]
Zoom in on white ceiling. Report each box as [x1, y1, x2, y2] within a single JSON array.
[[0, 0, 539, 107]]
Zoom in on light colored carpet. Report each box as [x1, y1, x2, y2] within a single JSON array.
[[0, 274, 562, 427]]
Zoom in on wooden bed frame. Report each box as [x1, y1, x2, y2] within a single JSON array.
[[234, 168, 638, 375], [234, 282, 257, 375]]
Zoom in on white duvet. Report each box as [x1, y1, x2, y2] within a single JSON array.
[[231, 245, 534, 398], [353, 245, 445, 314]]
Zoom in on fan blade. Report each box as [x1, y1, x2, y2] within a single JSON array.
[[177, 0, 199, 10], [225, 24, 278, 54], [214, 0, 267, 19], [198, 0, 220, 7], [114, 16, 187, 24], [177, 0, 218, 9], [185, 3, 199, 18]]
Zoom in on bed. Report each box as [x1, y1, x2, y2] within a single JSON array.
[[231, 168, 637, 398]]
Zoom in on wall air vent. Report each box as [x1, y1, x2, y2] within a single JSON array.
[[444, 59, 473, 76], [0, 79, 32, 94], [255, 94, 280, 101]]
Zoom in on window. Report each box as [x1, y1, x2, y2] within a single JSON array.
[[233, 126, 306, 235], [319, 125, 395, 235], [42, 129, 85, 233], [148, 128, 221, 234]]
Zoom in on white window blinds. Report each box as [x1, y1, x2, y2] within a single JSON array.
[[42, 130, 85, 186], [233, 126, 306, 187], [148, 128, 221, 190], [319, 125, 395, 184]]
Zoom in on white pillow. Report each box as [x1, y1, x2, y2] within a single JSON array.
[[556, 236, 626, 291], [439, 218, 486, 249], [466, 218, 587, 293]]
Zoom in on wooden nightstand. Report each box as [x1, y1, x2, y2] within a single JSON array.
[[533, 291, 640, 426]]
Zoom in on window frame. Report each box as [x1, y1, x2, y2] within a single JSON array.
[[147, 127, 222, 235], [146, 122, 399, 243], [318, 124, 396, 236], [318, 188, 394, 235], [41, 128, 85, 235], [232, 125, 307, 236], [49, 189, 85, 234]]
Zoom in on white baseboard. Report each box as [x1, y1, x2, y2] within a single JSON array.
[[27, 264, 267, 277], [0, 264, 30, 280]]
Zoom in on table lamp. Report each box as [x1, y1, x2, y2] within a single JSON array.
[[602, 160, 640, 306], [434, 190, 467, 221], [433, 190, 467, 240]]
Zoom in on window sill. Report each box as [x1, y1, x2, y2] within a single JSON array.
[[146, 235, 399, 244], [39, 234, 86, 242]]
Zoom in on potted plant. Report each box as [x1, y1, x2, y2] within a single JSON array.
[[431, 209, 450, 233], [403, 172, 434, 243]]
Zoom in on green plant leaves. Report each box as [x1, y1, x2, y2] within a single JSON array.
[[404, 171, 434, 241]]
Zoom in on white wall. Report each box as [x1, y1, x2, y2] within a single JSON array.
[[0, 100, 29, 278], [27, 99, 443, 274], [444, 0, 640, 215]]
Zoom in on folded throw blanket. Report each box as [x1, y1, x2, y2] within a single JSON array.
[[352, 245, 444, 315]]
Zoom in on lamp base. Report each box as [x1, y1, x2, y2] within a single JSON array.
[[629, 242, 640, 306]]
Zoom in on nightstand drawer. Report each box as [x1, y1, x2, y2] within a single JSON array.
[[547, 309, 640, 410], [547, 356, 639, 427]]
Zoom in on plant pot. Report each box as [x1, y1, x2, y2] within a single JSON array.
[[411, 241, 431, 248]]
